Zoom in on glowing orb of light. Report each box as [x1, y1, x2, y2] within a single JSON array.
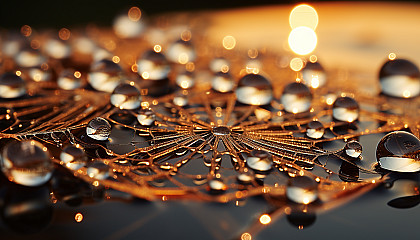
[[289, 4, 319, 30], [288, 26, 317, 56]]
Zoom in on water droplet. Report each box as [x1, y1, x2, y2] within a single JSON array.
[[167, 39, 196, 64], [332, 96, 359, 122], [173, 91, 188, 107], [344, 140, 362, 158], [212, 72, 235, 93], [60, 145, 87, 170], [209, 57, 230, 73], [306, 120, 324, 139], [301, 61, 326, 88], [235, 74, 273, 106], [14, 47, 46, 68], [286, 176, 318, 204], [86, 117, 111, 141], [136, 108, 155, 126], [58, 69, 83, 90], [44, 38, 71, 59], [281, 82, 312, 113], [379, 59, 420, 98], [175, 71, 195, 89], [376, 131, 420, 172], [137, 50, 171, 80], [237, 172, 254, 184], [246, 150, 273, 172], [1, 140, 53, 186], [0, 73, 26, 98], [86, 161, 110, 180], [113, 8, 145, 38], [88, 59, 123, 92], [212, 126, 231, 136], [286, 210, 317, 229], [110, 83, 141, 110], [208, 178, 227, 192]]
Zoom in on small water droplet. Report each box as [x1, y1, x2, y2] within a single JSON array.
[[235, 74, 273, 106], [286, 176, 318, 204], [306, 120, 324, 139], [1, 140, 53, 186], [110, 83, 141, 110], [86, 117, 111, 141], [208, 178, 227, 193], [246, 150, 273, 172], [14, 46, 46, 68], [209, 57, 230, 73], [175, 71, 195, 89], [376, 131, 420, 172], [379, 59, 420, 98], [88, 59, 123, 92], [237, 172, 254, 184], [0, 73, 26, 98], [28, 65, 52, 82], [136, 108, 155, 126], [301, 61, 326, 89], [173, 91, 188, 107], [86, 161, 110, 180], [113, 8, 145, 39], [60, 145, 87, 170], [44, 38, 71, 59], [281, 82, 312, 113], [212, 72, 235, 93], [167, 39, 196, 64], [344, 140, 362, 158], [137, 50, 171, 80], [58, 69, 83, 90], [212, 126, 231, 136], [332, 96, 359, 122]]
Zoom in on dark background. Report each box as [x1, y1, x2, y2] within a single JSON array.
[[1, 0, 416, 29]]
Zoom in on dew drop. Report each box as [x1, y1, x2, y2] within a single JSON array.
[[14, 47, 46, 68], [1, 140, 53, 186], [208, 178, 227, 193], [332, 96, 359, 122], [136, 108, 155, 126], [173, 91, 188, 107], [0, 73, 26, 98], [28, 65, 53, 82], [175, 71, 195, 89], [305, 120, 324, 139], [344, 140, 362, 158], [235, 74, 273, 106], [113, 8, 145, 39], [137, 50, 171, 80], [88, 59, 123, 92], [110, 83, 141, 110], [379, 59, 420, 98], [86, 161, 110, 180], [58, 69, 83, 90], [86, 117, 111, 141], [60, 145, 87, 170], [212, 72, 235, 93], [376, 131, 420, 172], [301, 61, 326, 89], [281, 82, 312, 113], [237, 172, 254, 184], [167, 39, 196, 64], [44, 38, 71, 60], [286, 176, 318, 204], [209, 57, 230, 73], [246, 150, 273, 172]]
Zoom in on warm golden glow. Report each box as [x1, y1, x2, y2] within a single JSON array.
[[288, 27, 317, 55], [30, 39, 41, 49], [388, 52, 396, 60], [259, 214, 272, 225], [128, 7, 142, 21], [248, 49, 258, 59], [112, 56, 120, 63], [74, 71, 81, 78], [186, 62, 195, 72], [131, 64, 138, 72], [221, 65, 229, 73], [303, 197, 310, 205], [142, 72, 150, 79], [41, 63, 49, 70], [290, 57, 304, 71], [289, 4, 319, 30], [75, 213, 83, 222], [153, 44, 162, 53], [310, 75, 320, 88], [59, 28, 71, 40], [178, 53, 189, 64], [181, 30, 192, 42], [15, 71, 22, 76], [21, 25, 32, 37], [309, 55, 318, 63], [223, 36, 236, 50], [241, 232, 252, 240], [403, 90, 411, 98]]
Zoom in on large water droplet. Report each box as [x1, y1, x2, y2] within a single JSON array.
[[235, 74, 273, 106], [344, 140, 362, 158], [88, 59, 123, 92], [86, 117, 111, 141], [332, 96, 359, 122], [281, 82, 312, 113], [14, 47, 46, 68], [136, 108, 155, 126], [0, 73, 26, 98], [60, 145, 87, 170], [58, 69, 83, 90], [306, 120, 324, 139], [86, 161, 110, 180], [246, 150, 273, 172], [212, 72, 235, 93], [301, 61, 326, 89], [286, 176, 318, 204], [110, 83, 141, 110], [376, 131, 420, 172], [1, 140, 53, 186], [137, 50, 171, 80], [379, 59, 420, 98]]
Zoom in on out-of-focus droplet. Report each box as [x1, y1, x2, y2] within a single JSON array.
[[332, 96, 359, 122], [14, 47, 46, 68], [306, 120, 324, 139], [237, 172, 254, 184], [376, 131, 420, 172], [113, 7, 145, 38], [344, 140, 362, 158], [173, 91, 188, 107], [136, 108, 155, 126], [246, 150, 273, 172], [60, 145, 87, 170], [286, 176, 318, 204], [110, 83, 141, 110], [167, 39, 196, 64], [57, 69, 83, 90], [1, 140, 53, 187], [281, 82, 312, 113], [88, 59, 123, 92], [209, 57, 230, 73], [28, 65, 52, 82], [301, 61, 326, 89], [208, 178, 227, 193], [379, 59, 420, 98], [235, 74, 273, 106], [176, 71, 195, 89], [212, 72, 235, 93], [137, 50, 171, 80], [86, 161, 109, 180], [44, 38, 71, 59], [0, 73, 26, 98], [86, 117, 111, 141]]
